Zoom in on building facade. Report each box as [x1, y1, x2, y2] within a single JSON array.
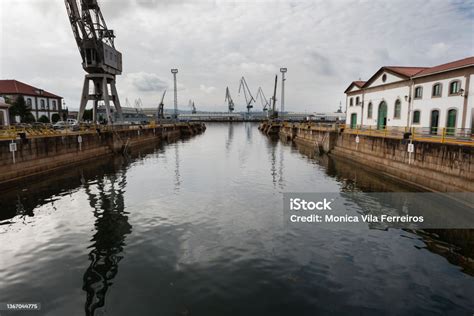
[[345, 57, 474, 135], [0, 97, 11, 126], [0, 80, 62, 122]]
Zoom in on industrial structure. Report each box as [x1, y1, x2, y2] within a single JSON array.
[[189, 100, 197, 114], [171, 69, 179, 119], [238, 77, 255, 113], [255, 87, 270, 112], [225, 87, 235, 113], [65, 0, 124, 125], [157, 90, 166, 120], [280, 68, 287, 114]]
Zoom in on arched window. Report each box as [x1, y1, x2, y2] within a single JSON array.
[[432, 83, 442, 97], [40, 99, 45, 110], [52, 100, 57, 111], [412, 110, 421, 124], [394, 99, 401, 119], [356, 96, 360, 105], [446, 109, 457, 135], [26, 98, 32, 107], [349, 98, 353, 106], [367, 102, 373, 118], [414, 86, 423, 99], [449, 80, 461, 95]]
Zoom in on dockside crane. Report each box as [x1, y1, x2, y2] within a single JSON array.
[[238, 77, 255, 113], [255, 87, 270, 112], [64, 0, 124, 124], [189, 100, 197, 114], [225, 87, 235, 113], [157, 90, 166, 120], [269, 75, 278, 119]]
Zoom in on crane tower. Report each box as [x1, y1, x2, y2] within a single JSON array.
[[64, 0, 124, 124]]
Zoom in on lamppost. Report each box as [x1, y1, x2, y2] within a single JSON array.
[[171, 69, 178, 120], [280, 68, 287, 115]]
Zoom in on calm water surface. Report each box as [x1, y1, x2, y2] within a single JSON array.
[[0, 123, 473, 316]]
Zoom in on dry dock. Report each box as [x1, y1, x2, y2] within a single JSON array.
[[260, 121, 473, 192], [0, 122, 205, 185]]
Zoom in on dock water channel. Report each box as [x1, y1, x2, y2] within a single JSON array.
[[0, 122, 473, 315]]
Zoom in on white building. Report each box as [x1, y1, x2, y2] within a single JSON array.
[[0, 97, 11, 126], [345, 57, 474, 135], [0, 79, 62, 122]]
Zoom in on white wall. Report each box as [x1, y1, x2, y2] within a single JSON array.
[[345, 71, 474, 132], [363, 85, 410, 128], [367, 71, 404, 88], [345, 93, 363, 126], [0, 109, 9, 126], [411, 75, 465, 130], [467, 74, 474, 130]]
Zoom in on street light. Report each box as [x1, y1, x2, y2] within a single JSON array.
[[280, 68, 287, 115], [171, 69, 178, 120]]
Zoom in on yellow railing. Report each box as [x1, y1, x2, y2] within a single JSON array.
[[0, 122, 194, 141], [344, 125, 473, 146]]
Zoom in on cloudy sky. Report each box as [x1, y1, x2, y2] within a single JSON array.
[[1, 0, 473, 113]]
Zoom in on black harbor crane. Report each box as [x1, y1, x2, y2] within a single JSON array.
[[269, 75, 278, 119], [64, 0, 124, 124], [238, 77, 255, 113], [255, 87, 270, 112], [189, 100, 197, 114], [225, 87, 235, 113], [157, 90, 166, 120]]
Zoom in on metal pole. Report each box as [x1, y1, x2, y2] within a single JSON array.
[[171, 69, 178, 120], [280, 68, 287, 115]]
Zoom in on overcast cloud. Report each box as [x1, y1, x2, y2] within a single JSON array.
[[1, 0, 473, 112]]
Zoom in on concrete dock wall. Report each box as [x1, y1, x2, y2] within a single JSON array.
[[275, 122, 473, 192], [280, 123, 337, 153], [0, 123, 205, 185], [330, 133, 473, 192]]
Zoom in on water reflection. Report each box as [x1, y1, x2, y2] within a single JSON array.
[[225, 122, 234, 154], [83, 170, 131, 316], [292, 140, 474, 275], [245, 122, 252, 143], [175, 143, 181, 192]]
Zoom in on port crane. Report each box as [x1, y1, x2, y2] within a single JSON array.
[[255, 87, 270, 112], [189, 100, 197, 114], [238, 77, 255, 113], [269, 75, 278, 119], [225, 87, 235, 113], [64, 0, 124, 124], [157, 90, 166, 120]]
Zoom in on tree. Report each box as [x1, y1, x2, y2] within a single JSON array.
[[83, 109, 93, 121], [38, 115, 50, 123], [9, 95, 34, 123], [51, 113, 60, 123], [24, 113, 36, 123]]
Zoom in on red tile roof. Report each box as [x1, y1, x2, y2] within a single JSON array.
[[384, 66, 428, 77], [413, 56, 474, 77], [353, 80, 366, 88], [347, 56, 474, 92], [0, 80, 62, 99], [344, 80, 366, 93]]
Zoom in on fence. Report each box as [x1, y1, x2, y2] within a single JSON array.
[[344, 125, 473, 146], [0, 122, 182, 141]]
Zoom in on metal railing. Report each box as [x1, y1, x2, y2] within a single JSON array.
[[344, 125, 473, 146], [282, 122, 342, 132]]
